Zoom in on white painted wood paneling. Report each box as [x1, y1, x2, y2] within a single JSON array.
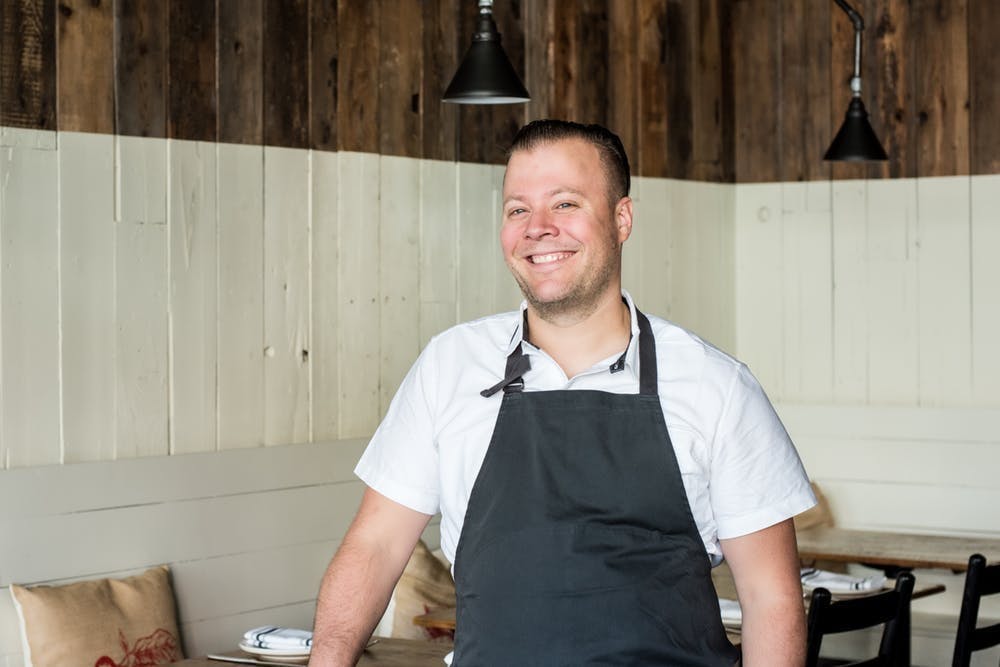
[[970, 174, 1000, 404], [379, 156, 421, 412], [917, 176, 973, 405], [0, 129, 61, 468], [217, 143, 265, 449], [734, 182, 784, 396], [620, 177, 643, 306], [337, 153, 381, 437], [457, 162, 500, 322], [779, 180, 833, 401], [492, 164, 521, 312], [263, 146, 311, 445], [635, 177, 671, 317], [865, 178, 919, 404], [418, 160, 458, 348], [830, 179, 869, 403], [59, 132, 116, 463], [115, 135, 169, 459], [311, 149, 340, 441], [169, 140, 219, 454]]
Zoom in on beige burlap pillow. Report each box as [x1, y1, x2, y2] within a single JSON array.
[[391, 540, 456, 641], [10, 565, 182, 667]]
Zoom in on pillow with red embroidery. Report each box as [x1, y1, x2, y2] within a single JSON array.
[[390, 540, 456, 641], [9, 565, 182, 667]]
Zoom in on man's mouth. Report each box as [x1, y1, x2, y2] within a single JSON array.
[[529, 251, 574, 264]]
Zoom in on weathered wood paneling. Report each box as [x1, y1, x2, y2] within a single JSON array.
[[218, 0, 264, 145], [0, 0, 56, 130], [379, 1, 423, 157], [968, 0, 998, 175], [168, 0, 217, 142], [311, 0, 339, 152], [637, 0, 669, 178], [115, 0, 167, 138], [421, 0, 459, 161], [56, 0, 113, 134], [311, 150, 341, 441], [867, 0, 915, 179], [264, 0, 308, 149], [418, 160, 459, 347], [606, 0, 639, 171], [731, 0, 780, 183], [336, 1, 380, 153]]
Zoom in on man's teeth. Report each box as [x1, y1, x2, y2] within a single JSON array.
[[531, 252, 571, 264]]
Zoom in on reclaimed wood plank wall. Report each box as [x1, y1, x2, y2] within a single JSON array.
[[3, 0, 997, 180]]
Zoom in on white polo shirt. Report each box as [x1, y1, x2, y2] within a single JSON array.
[[355, 291, 815, 567]]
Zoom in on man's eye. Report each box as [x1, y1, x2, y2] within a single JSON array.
[[556, 202, 575, 209], [507, 208, 526, 216]]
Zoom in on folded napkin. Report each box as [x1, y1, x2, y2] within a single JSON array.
[[242, 626, 313, 649], [800, 568, 886, 593], [718, 598, 742, 624]]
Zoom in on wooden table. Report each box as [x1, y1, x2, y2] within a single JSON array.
[[796, 526, 1000, 571], [167, 638, 453, 667]]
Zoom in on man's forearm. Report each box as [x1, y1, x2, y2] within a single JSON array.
[[738, 593, 806, 666], [309, 537, 398, 665]]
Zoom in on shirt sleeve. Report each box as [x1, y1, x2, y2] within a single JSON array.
[[354, 339, 441, 516], [709, 363, 816, 539]]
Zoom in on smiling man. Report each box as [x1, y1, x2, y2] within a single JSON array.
[[310, 120, 816, 666]]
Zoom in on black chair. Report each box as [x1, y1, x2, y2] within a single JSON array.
[[952, 553, 1000, 667], [805, 571, 915, 667]]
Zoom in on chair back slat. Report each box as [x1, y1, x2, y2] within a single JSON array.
[[805, 572, 914, 667], [952, 553, 1000, 667]]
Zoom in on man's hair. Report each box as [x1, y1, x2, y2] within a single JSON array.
[[506, 119, 631, 207]]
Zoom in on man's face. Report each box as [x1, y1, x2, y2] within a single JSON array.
[[500, 138, 632, 320]]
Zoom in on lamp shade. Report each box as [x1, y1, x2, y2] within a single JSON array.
[[443, 9, 529, 104], [824, 97, 888, 161]]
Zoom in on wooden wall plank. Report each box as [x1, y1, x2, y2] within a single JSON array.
[[218, 0, 264, 145], [664, 0, 693, 179], [779, 181, 833, 400], [263, 146, 311, 445], [418, 160, 459, 347], [690, 0, 729, 182], [217, 143, 265, 449], [733, 183, 785, 396], [337, 1, 380, 153], [167, 0, 217, 142], [637, 0, 669, 178], [916, 177, 972, 404], [865, 178, 919, 403], [730, 0, 779, 183], [115, 0, 167, 137], [457, 163, 500, 321], [549, 0, 579, 122], [523, 0, 554, 124], [421, 0, 459, 161], [912, 0, 969, 177], [379, 156, 422, 412], [489, 0, 528, 159], [576, 0, 607, 126], [56, 0, 113, 134], [0, 0, 56, 130], [867, 0, 916, 179], [168, 141, 218, 454], [379, 0, 423, 157], [311, 150, 340, 440], [114, 136, 169, 458], [778, 0, 831, 182], [968, 0, 1000, 175], [310, 0, 339, 152], [828, 0, 868, 182], [337, 152, 381, 437], [263, 0, 309, 149], [606, 0, 638, 170], [970, 175, 1000, 402], [59, 132, 115, 463], [0, 130, 60, 468], [830, 180, 868, 401]]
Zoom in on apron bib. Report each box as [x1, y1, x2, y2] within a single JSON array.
[[452, 309, 739, 666]]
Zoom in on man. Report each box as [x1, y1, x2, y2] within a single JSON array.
[[310, 120, 815, 665]]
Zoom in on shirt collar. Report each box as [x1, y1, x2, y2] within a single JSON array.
[[506, 289, 642, 375]]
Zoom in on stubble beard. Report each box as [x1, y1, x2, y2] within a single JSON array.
[[511, 238, 622, 324]]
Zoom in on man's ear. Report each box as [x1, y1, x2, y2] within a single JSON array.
[[615, 197, 633, 243]]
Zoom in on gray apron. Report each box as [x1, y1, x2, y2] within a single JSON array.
[[452, 309, 739, 665]]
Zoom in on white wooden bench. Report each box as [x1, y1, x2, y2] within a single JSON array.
[[0, 439, 439, 666]]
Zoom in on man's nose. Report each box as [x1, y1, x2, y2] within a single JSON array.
[[523, 209, 558, 239]]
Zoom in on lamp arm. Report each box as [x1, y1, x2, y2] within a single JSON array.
[[833, 0, 865, 96]]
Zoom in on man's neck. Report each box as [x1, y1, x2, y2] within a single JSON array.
[[525, 291, 632, 379]]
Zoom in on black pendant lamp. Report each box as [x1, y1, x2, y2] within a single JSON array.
[[824, 0, 887, 161], [443, 0, 530, 105]]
